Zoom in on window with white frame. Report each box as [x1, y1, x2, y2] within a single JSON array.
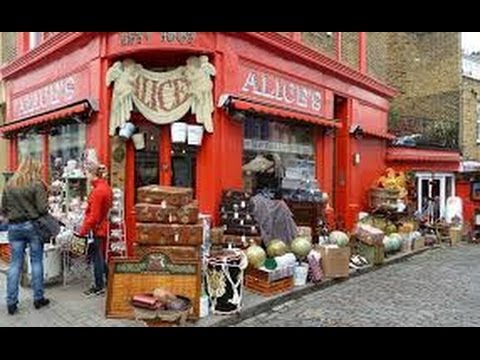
[[29, 32, 42, 50]]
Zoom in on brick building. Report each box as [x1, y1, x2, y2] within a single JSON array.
[[461, 52, 480, 161], [365, 32, 462, 149]]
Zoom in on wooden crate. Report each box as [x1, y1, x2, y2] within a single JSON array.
[[106, 246, 201, 320], [246, 266, 294, 283], [245, 274, 293, 297]]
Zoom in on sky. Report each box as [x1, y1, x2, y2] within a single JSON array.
[[462, 32, 480, 53]]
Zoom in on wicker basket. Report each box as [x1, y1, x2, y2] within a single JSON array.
[[245, 274, 293, 297], [106, 247, 201, 320], [369, 188, 400, 209]]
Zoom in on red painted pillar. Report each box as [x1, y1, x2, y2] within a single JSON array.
[[196, 41, 243, 225], [8, 138, 18, 171], [359, 32, 367, 74]]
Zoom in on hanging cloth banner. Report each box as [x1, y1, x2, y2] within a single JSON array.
[[106, 56, 216, 136]]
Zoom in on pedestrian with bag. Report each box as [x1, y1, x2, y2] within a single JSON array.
[[0, 158, 54, 315], [76, 162, 112, 297]]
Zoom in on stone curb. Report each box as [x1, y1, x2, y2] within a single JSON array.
[[204, 245, 442, 327]]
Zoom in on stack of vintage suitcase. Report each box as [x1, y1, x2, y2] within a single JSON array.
[[131, 186, 203, 319], [215, 189, 262, 249]]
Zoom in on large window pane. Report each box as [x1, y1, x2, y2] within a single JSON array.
[[242, 117, 316, 198], [49, 123, 86, 181]]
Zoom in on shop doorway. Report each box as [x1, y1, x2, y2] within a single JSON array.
[[333, 94, 348, 227], [416, 172, 455, 222], [133, 121, 161, 201]]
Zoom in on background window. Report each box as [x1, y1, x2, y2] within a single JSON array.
[[242, 117, 316, 197]]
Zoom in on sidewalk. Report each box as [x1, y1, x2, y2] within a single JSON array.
[[0, 245, 440, 327], [0, 263, 139, 327]]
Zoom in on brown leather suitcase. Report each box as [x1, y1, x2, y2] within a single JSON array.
[[222, 234, 262, 248], [210, 227, 225, 245], [136, 223, 203, 246], [137, 185, 193, 207], [135, 201, 199, 224], [220, 211, 257, 227], [132, 244, 201, 262], [221, 189, 252, 203], [223, 224, 260, 236]]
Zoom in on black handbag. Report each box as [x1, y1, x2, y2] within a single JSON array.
[[34, 213, 62, 243]]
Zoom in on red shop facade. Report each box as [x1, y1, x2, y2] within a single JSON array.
[[0, 32, 398, 255]]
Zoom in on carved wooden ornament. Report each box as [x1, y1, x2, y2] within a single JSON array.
[[106, 56, 216, 136]]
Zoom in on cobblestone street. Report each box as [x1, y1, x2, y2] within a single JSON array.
[[234, 244, 480, 327]]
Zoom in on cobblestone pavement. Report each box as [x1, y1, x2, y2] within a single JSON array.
[[234, 244, 480, 327], [0, 272, 140, 327]]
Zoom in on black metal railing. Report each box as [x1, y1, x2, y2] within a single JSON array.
[[388, 115, 459, 150]]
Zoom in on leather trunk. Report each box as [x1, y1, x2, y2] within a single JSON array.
[[135, 201, 199, 224], [136, 223, 203, 246], [137, 185, 193, 207], [223, 224, 260, 236], [220, 211, 257, 227]]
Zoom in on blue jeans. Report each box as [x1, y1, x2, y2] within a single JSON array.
[[92, 236, 108, 290], [6, 221, 44, 306]]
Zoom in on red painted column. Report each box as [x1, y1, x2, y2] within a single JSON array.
[[159, 128, 172, 186], [7, 138, 18, 171], [359, 32, 367, 74]]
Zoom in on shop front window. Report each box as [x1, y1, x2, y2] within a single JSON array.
[[49, 123, 86, 181], [18, 133, 43, 162], [242, 117, 317, 199]]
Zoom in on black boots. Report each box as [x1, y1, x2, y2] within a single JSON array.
[[7, 303, 18, 315], [34, 298, 50, 310]]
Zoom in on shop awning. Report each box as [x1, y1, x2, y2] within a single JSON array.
[[0, 101, 93, 136], [386, 146, 461, 163], [228, 98, 341, 128]]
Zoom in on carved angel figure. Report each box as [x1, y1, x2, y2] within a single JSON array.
[[106, 59, 138, 135], [185, 56, 216, 133]]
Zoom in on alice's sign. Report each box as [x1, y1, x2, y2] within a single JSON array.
[[240, 68, 323, 115], [107, 56, 216, 135], [12, 76, 76, 119]]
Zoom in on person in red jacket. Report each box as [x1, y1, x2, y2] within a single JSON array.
[[77, 163, 112, 297]]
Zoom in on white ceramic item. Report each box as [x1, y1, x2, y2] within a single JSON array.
[[171, 122, 188, 143], [187, 125, 204, 146], [293, 263, 309, 286]]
